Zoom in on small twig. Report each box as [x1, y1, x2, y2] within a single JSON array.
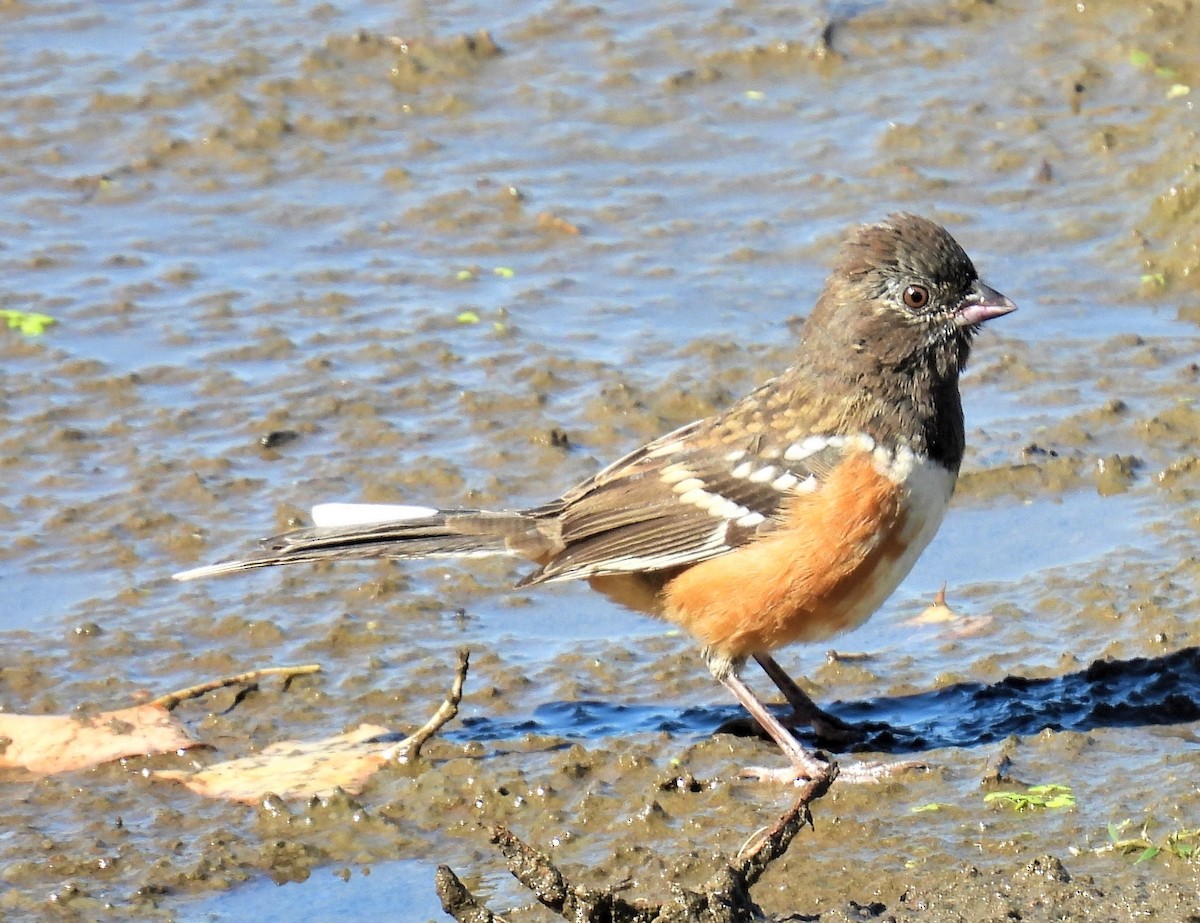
[[431, 699, 837, 922], [433, 760, 838, 922], [731, 762, 838, 886], [435, 865, 503, 923], [392, 648, 470, 762], [490, 824, 571, 910], [217, 684, 261, 716], [149, 664, 321, 711], [489, 825, 655, 922]]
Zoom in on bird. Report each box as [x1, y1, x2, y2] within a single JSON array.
[[174, 213, 1016, 784]]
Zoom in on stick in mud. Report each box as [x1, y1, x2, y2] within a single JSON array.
[[435, 763, 838, 923]]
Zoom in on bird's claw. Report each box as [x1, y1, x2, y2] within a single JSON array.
[[739, 757, 928, 785]]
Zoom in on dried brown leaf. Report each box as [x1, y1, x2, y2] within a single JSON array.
[[0, 705, 199, 775], [154, 723, 393, 803], [154, 649, 470, 803], [535, 211, 580, 235]]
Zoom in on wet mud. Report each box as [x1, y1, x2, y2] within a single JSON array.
[[2, 0, 1200, 920]]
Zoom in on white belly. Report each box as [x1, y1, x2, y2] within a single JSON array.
[[835, 452, 957, 634]]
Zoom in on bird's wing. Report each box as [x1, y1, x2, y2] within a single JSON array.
[[525, 419, 863, 584]]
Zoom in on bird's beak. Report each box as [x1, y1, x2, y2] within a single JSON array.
[[955, 279, 1017, 328]]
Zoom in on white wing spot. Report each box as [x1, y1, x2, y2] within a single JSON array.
[[785, 434, 839, 462], [735, 511, 767, 528], [660, 463, 697, 485], [731, 460, 755, 479], [678, 483, 760, 522], [647, 439, 686, 459], [784, 432, 884, 463], [749, 465, 778, 483], [715, 498, 751, 520], [874, 444, 917, 483], [771, 471, 800, 491], [725, 448, 748, 462], [678, 487, 715, 508]]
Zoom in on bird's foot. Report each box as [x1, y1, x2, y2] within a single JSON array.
[[739, 756, 927, 785], [796, 710, 868, 748], [752, 654, 871, 747], [739, 764, 826, 785], [716, 710, 877, 749], [716, 666, 925, 787], [834, 758, 928, 784]]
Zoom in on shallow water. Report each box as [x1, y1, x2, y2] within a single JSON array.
[[3, 0, 1200, 919]]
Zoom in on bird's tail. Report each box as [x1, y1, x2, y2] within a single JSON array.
[[172, 502, 548, 581]]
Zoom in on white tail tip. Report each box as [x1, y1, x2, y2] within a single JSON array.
[[172, 560, 252, 582], [310, 503, 439, 528]]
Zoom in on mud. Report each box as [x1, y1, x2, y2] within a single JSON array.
[[2, 0, 1200, 920]]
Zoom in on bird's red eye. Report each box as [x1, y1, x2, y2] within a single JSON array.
[[903, 284, 930, 309]]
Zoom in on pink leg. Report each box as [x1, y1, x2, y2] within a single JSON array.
[[713, 657, 928, 785], [753, 653, 863, 745], [718, 670, 833, 783]]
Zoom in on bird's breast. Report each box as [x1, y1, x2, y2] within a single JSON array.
[[662, 445, 956, 657]]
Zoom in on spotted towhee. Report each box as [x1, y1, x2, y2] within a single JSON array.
[[175, 213, 1016, 784]]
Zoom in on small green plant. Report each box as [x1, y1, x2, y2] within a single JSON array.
[[1100, 818, 1200, 863], [910, 802, 949, 813], [984, 783, 1075, 811], [1128, 48, 1191, 98], [0, 309, 57, 336]]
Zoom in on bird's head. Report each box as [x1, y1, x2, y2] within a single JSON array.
[[809, 213, 1016, 379]]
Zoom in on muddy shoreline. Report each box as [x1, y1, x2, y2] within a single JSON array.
[[3, 0, 1200, 919]]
